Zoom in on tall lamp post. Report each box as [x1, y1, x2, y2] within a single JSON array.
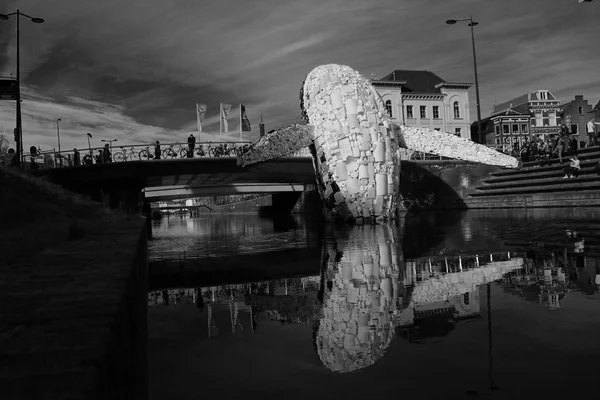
[[0, 10, 45, 167], [56, 118, 62, 166], [446, 17, 483, 144]]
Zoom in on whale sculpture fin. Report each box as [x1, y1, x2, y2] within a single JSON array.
[[237, 123, 314, 167], [398, 125, 519, 168]]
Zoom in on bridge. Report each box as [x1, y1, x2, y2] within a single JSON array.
[[32, 155, 317, 214], [24, 139, 491, 215]]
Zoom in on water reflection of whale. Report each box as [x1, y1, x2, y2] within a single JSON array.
[[315, 224, 524, 373]]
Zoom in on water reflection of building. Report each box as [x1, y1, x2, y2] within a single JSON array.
[[499, 243, 600, 306]]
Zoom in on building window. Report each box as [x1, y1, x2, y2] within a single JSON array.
[[543, 117, 549, 126], [385, 100, 393, 118], [549, 112, 556, 126], [578, 106, 584, 115], [495, 138, 501, 145], [539, 91, 548, 100], [406, 105, 414, 119], [503, 124, 510, 134], [521, 124, 528, 133], [432, 106, 440, 119], [571, 124, 578, 134], [420, 105, 427, 118], [495, 125, 500, 136], [512, 124, 519, 134], [453, 101, 460, 119], [535, 111, 543, 127], [464, 293, 470, 305], [455, 128, 461, 136]]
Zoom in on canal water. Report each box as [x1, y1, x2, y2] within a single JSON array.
[[148, 209, 600, 400]]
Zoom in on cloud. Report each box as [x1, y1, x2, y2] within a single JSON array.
[[1, 0, 600, 152]]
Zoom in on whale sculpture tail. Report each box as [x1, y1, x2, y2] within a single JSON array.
[[237, 124, 314, 167]]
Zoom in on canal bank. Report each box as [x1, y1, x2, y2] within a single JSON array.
[[0, 166, 148, 399], [400, 146, 600, 210]]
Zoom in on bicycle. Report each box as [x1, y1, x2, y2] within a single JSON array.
[[138, 146, 154, 160], [113, 146, 136, 162], [162, 144, 180, 159], [209, 143, 238, 157], [231, 144, 250, 156], [195, 144, 208, 158], [208, 143, 225, 157]]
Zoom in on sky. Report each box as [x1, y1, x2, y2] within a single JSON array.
[[1, 0, 599, 152]]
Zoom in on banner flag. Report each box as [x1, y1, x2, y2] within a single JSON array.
[[241, 104, 251, 131], [221, 103, 232, 133], [87, 133, 93, 138], [196, 103, 207, 132]]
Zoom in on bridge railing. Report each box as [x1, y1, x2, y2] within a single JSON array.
[[11, 141, 254, 170]]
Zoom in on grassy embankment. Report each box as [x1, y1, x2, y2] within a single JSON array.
[[0, 165, 137, 266]]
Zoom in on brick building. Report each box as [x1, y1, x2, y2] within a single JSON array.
[[561, 95, 593, 147], [371, 70, 472, 139], [472, 90, 562, 152]]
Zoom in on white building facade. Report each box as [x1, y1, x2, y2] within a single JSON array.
[[371, 70, 472, 140]]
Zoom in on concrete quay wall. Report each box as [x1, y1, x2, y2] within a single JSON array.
[[399, 160, 499, 210], [0, 166, 148, 400]]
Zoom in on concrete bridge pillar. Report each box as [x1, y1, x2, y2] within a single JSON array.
[[259, 192, 303, 217], [142, 200, 152, 239]]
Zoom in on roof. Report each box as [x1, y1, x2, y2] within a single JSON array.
[[471, 108, 529, 127], [493, 90, 559, 114], [492, 93, 530, 114], [377, 70, 447, 94], [591, 100, 600, 113]]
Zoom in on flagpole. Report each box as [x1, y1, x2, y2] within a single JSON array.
[[219, 103, 222, 142], [196, 104, 201, 142], [239, 104, 242, 143]]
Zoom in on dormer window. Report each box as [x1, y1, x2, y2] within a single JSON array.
[[539, 90, 548, 100]]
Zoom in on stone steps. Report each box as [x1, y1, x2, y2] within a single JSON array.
[[469, 146, 600, 200]]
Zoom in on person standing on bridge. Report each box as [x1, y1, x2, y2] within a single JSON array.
[[73, 148, 81, 166], [102, 144, 112, 163], [154, 141, 161, 160], [187, 134, 196, 158]]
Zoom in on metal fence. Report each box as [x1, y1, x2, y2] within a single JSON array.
[[1, 141, 253, 170]]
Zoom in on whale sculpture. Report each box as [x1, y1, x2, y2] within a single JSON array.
[[238, 64, 519, 222]]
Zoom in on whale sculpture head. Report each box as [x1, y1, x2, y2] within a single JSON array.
[[239, 63, 519, 223]]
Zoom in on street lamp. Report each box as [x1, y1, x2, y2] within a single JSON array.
[[446, 17, 483, 144], [0, 9, 45, 167], [56, 117, 62, 156], [86, 132, 93, 155]]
